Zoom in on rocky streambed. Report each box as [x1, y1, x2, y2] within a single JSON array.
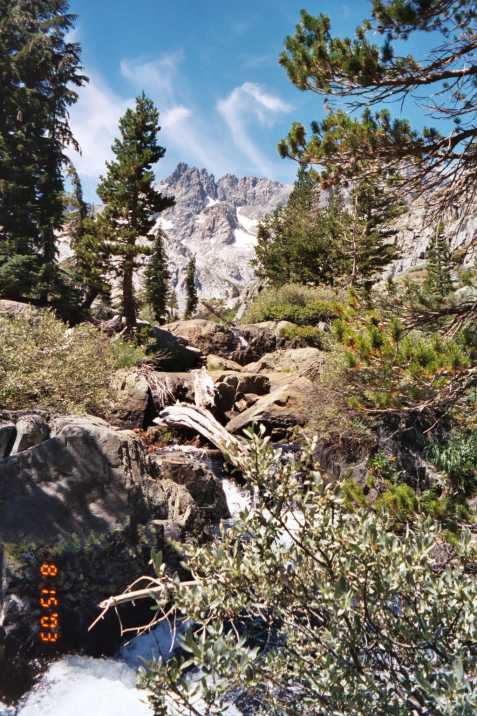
[[0, 318, 323, 713]]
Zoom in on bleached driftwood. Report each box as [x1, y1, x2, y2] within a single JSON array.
[[154, 403, 245, 457], [193, 367, 216, 409]]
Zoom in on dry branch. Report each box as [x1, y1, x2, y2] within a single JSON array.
[[153, 403, 246, 458]]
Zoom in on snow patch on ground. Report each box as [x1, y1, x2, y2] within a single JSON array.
[[206, 196, 219, 207], [233, 228, 256, 249], [236, 209, 258, 235], [154, 217, 174, 232]]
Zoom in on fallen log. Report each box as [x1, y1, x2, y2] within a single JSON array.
[[154, 403, 246, 458]]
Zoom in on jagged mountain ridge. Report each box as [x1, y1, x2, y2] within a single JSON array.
[[154, 163, 292, 308]]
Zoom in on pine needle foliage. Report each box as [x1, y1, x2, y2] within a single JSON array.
[[334, 305, 476, 417], [255, 166, 402, 291], [278, 3, 477, 217], [0, 0, 87, 303]]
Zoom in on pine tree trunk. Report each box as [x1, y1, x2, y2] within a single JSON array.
[[122, 257, 136, 334]]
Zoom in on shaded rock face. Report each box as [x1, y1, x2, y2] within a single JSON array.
[[147, 449, 229, 533], [0, 415, 150, 543], [0, 421, 16, 458], [155, 163, 291, 309], [110, 369, 151, 430], [10, 414, 50, 455]]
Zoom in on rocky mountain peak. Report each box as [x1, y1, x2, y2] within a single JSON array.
[[154, 164, 292, 309]]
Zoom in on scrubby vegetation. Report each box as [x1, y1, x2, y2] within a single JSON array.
[[0, 311, 143, 414], [142, 434, 477, 715], [2, 0, 477, 713], [243, 284, 341, 326]]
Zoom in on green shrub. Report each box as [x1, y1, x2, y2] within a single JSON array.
[[243, 284, 341, 326], [278, 323, 323, 347], [140, 433, 477, 714], [110, 338, 147, 370], [0, 311, 139, 415]]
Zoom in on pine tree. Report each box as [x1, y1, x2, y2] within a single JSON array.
[[425, 223, 453, 298], [66, 165, 111, 311], [255, 168, 342, 287], [340, 178, 402, 291], [0, 0, 87, 304], [279, 4, 477, 217], [255, 168, 401, 290], [145, 232, 170, 324], [97, 94, 174, 333], [184, 257, 198, 319]]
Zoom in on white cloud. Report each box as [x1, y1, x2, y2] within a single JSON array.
[[217, 82, 292, 176], [120, 51, 184, 100], [68, 74, 133, 179]]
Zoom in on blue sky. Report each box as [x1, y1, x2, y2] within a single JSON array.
[[68, 0, 439, 201]]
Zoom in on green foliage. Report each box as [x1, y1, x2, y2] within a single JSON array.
[[334, 304, 475, 417], [278, 4, 477, 214], [425, 222, 454, 299], [278, 323, 323, 348], [97, 93, 174, 331], [144, 233, 170, 324], [243, 284, 341, 326], [0, 311, 136, 414], [255, 166, 402, 291], [184, 256, 198, 319], [254, 168, 341, 287], [0, 0, 87, 303], [428, 432, 477, 495], [66, 164, 112, 311], [109, 337, 147, 370], [141, 434, 477, 715], [196, 297, 238, 324]]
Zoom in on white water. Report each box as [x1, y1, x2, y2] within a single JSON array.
[[17, 657, 151, 716], [221, 478, 251, 520]]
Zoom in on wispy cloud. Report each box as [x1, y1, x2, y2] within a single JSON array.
[[119, 52, 232, 176], [120, 51, 184, 100], [217, 82, 292, 176], [241, 52, 277, 69], [68, 74, 133, 180]]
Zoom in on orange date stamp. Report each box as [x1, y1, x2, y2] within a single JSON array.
[[38, 562, 61, 644]]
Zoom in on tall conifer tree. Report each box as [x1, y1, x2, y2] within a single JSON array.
[[97, 94, 174, 332], [425, 223, 453, 298], [145, 232, 170, 324], [0, 0, 87, 304]]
